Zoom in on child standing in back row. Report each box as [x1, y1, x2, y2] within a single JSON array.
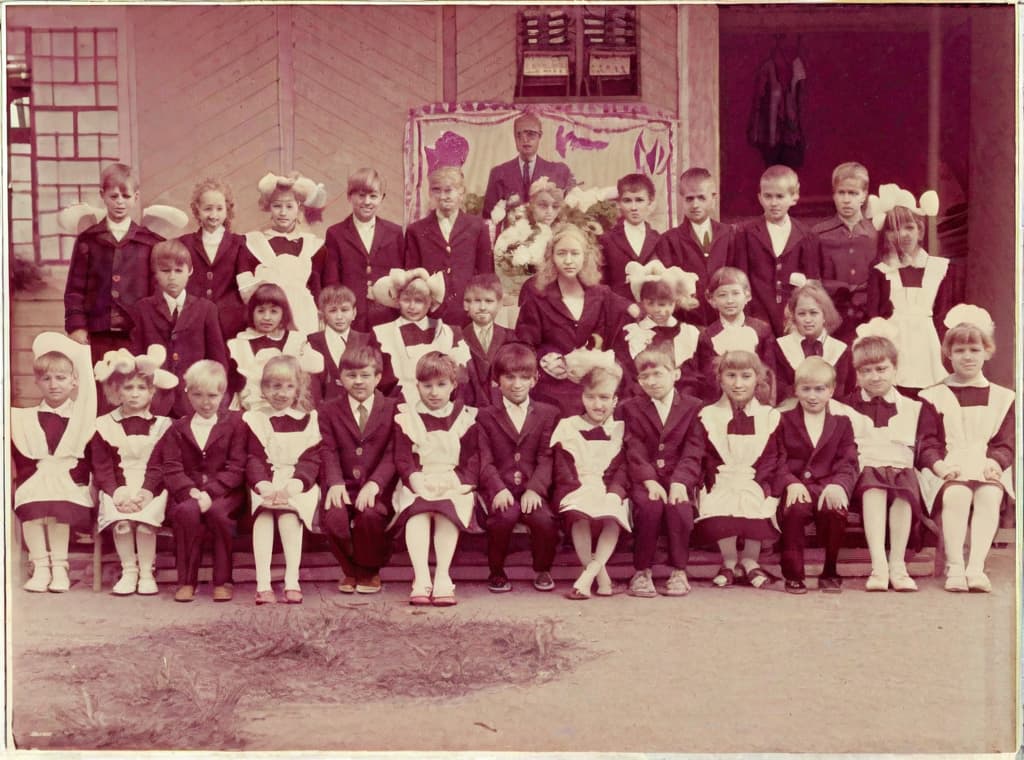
[[599, 173, 660, 300]]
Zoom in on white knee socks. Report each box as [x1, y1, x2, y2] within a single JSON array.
[[21, 518, 50, 591], [252, 511, 275, 592], [404, 513, 433, 596], [432, 516, 459, 597], [277, 513, 304, 591]]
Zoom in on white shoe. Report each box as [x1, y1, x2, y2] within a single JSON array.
[[136, 575, 158, 596], [865, 570, 889, 592], [944, 573, 968, 592], [112, 569, 139, 595], [23, 561, 51, 593], [889, 568, 918, 592], [966, 572, 992, 593], [48, 564, 71, 593]]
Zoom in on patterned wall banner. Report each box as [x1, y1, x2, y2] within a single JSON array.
[[405, 103, 678, 231]]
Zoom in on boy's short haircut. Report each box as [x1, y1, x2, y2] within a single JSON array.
[[831, 162, 869, 192], [580, 363, 623, 392], [397, 277, 432, 301], [184, 359, 227, 393], [347, 168, 385, 197], [634, 348, 675, 374], [415, 351, 459, 383], [942, 323, 995, 356], [705, 266, 751, 297], [679, 167, 713, 185], [465, 272, 503, 300], [794, 356, 836, 387], [851, 335, 899, 369], [617, 173, 655, 199], [491, 341, 538, 382], [33, 351, 75, 378], [151, 239, 192, 270], [429, 166, 464, 189], [189, 177, 235, 227], [100, 162, 136, 193], [317, 284, 357, 312], [760, 164, 800, 195], [640, 278, 676, 303], [340, 343, 384, 374]]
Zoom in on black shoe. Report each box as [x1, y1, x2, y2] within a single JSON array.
[[487, 573, 512, 593], [784, 579, 808, 595], [818, 575, 843, 593]]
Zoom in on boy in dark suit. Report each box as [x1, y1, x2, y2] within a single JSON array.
[[621, 348, 704, 597], [477, 342, 561, 593], [652, 167, 736, 326], [318, 344, 398, 594], [307, 285, 374, 405], [161, 361, 248, 602], [405, 166, 492, 327], [734, 164, 821, 335], [130, 239, 228, 417], [599, 173, 661, 300], [462, 273, 513, 408], [774, 357, 859, 594]]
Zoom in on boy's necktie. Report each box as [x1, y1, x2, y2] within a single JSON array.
[[356, 403, 368, 432], [521, 160, 531, 200], [702, 230, 712, 254]]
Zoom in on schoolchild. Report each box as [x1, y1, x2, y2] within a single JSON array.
[[477, 342, 561, 593], [91, 347, 177, 595], [130, 239, 228, 417], [64, 163, 162, 363], [462, 273, 514, 408], [772, 280, 853, 404], [652, 167, 736, 327], [12, 333, 96, 593], [315, 168, 405, 331], [161, 360, 248, 602], [599, 173, 661, 300], [242, 171, 328, 335], [405, 166, 493, 327], [918, 305, 1015, 592], [245, 356, 322, 605], [306, 285, 373, 405], [551, 356, 630, 600], [813, 162, 877, 342], [734, 164, 821, 335], [839, 320, 944, 592], [492, 177, 562, 305], [177, 177, 258, 341], [620, 348, 704, 597], [390, 351, 481, 607], [319, 345, 397, 594], [865, 183, 953, 394], [773, 357, 858, 594]]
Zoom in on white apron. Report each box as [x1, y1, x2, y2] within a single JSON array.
[[95, 413, 172, 531], [242, 231, 322, 336], [244, 410, 321, 529], [624, 318, 699, 366], [373, 320, 469, 405], [11, 406, 95, 512], [878, 253, 948, 388], [549, 417, 631, 531], [776, 332, 848, 373], [227, 330, 314, 411]]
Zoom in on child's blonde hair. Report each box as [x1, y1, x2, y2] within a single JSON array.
[[33, 351, 75, 378], [397, 277, 432, 302], [261, 354, 313, 412], [348, 168, 385, 197], [428, 166, 465, 195], [634, 348, 675, 374], [190, 177, 235, 228], [317, 284, 357, 312], [101, 367, 156, 407], [533, 223, 601, 290], [760, 164, 799, 196], [580, 363, 623, 392], [851, 335, 899, 370], [705, 266, 750, 301], [831, 162, 869, 192], [184, 360, 227, 393], [784, 280, 841, 335], [794, 356, 836, 388]]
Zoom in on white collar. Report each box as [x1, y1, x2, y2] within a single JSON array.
[[946, 372, 988, 388], [639, 316, 678, 329], [353, 216, 376, 231], [327, 326, 351, 343], [581, 414, 616, 433], [436, 210, 459, 226], [202, 226, 225, 244], [269, 407, 306, 420], [349, 394, 374, 417], [691, 218, 712, 237], [416, 400, 454, 418], [652, 389, 675, 411], [520, 157, 533, 170], [112, 408, 154, 421], [398, 316, 430, 330], [38, 398, 74, 418], [191, 413, 218, 427], [503, 396, 529, 414], [766, 215, 791, 230], [264, 227, 303, 241], [906, 248, 929, 267], [163, 290, 186, 312], [107, 216, 131, 235], [860, 387, 899, 403], [720, 314, 747, 329]]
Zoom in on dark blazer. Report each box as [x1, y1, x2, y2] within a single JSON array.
[[652, 219, 736, 326], [772, 407, 859, 500], [482, 156, 575, 218], [462, 323, 514, 408], [178, 229, 257, 342], [161, 411, 248, 503], [315, 215, 405, 331], [306, 328, 374, 405], [404, 212, 492, 326], [621, 391, 703, 488], [477, 399, 559, 503], [599, 221, 661, 300], [64, 221, 162, 333], [130, 294, 228, 417], [318, 391, 398, 501], [734, 217, 821, 335]]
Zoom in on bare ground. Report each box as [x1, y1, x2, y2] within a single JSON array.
[[9, 547, 1017, 754]]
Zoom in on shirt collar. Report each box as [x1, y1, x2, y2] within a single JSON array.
[[107, 216, 131, 235], [860, 387, 899, 403], [639, 316, 678, 329], [191, 413, 217, 427], [691, 218, 712, 237], [163, 290, 186, 312], [263, 227, 303, 241], [349, 393, 374, 417], [652, 389, 675, 411], [435, 209, 459, 226], [946, 372, 988, 388], [38, 398, 74, 418], [269, 407, 306, 420], [503, 396, 529, 415], [112, 408, 153, 421], [399, 316, 430, 330], [720, 313, 747, 328], [353, 216, 376, 232], [201, 226, 225, 245], [767, 215, 792, 231], [416, 400, 454, 418]]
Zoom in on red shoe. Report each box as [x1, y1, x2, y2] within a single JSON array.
[[254, 589, 277, 605], [283, 589, 303, 604], [431, 595, 457, 607], [409, 594, 432, 606]]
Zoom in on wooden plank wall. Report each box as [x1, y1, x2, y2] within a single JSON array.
[[455, 5, 517, 102], [640, 5, 680, 117]]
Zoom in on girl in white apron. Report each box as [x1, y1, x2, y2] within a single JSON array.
[[390, 351, 480, 607], [241, 171, 328, 336], [244, 355, 322, 605], [918, 305, 1014, 593], [12, 333, 96, 593], [550, 355, 630, 600], [91, 346, 178, 595]]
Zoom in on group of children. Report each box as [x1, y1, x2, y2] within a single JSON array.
[[11, 150, 1013, 605]]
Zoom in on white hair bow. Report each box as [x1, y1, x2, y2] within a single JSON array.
[[944, 303, 994, 335], [866, 183, 940, 231], [564, 347, 620, 384], [257, 172, 327, 209], [624, 260, 699, 310], [854, 317, 900, 344], [94, 345, 179, 389], [369, 268, 446, 309]]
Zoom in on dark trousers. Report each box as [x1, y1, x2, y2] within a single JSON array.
[[322, 501, 391, 576], [485, 500, 559, 574], [167, 494, 240, 586], [631, 491, 694, 570], [779, 500, 848, 581]]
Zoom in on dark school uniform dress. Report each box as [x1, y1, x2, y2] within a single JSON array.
[[244, 409, 321, 530], [614, 317, 702, 400], [652, 219, 736, 327], [244, 231, 323, 335], [161, 411, 248, 587], [227, 329, 310, 408], [621, 390, 703, 571], [693, 316, 776, 403], [372, 317, 467, 404], [130, 293, 228, 417], [389, 401, 482, 536], [462, 323, 514, 408], [735, 216, 821, 336], [315, 214, 405, 331], [477, 399, 561, 574], [813, 215, 877, 342], [306, 328, 374, 405], [179, 228, 258, 342], [772, 331, 854, 403], [599, 221, 661, 301], [404, 211, 493, 327], [318, 392, 398, 575], [550, 416, 631, 530], [772, 404, 859, 582]]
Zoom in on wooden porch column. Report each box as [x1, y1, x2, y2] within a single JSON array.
[[276, 6, 295, 172], [677, 5, 719, 204]]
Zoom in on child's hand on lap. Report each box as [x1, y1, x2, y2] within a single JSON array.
[[820, 484, 849, 511], [785, 483, 811, 507], [644, 480, 667, 503], [325, 484, 349, 510], [668, 483, 688, 505], [983, 459, 1003, 482], [521, 489, 543, 513], [492, 489, 514, 511], [354, 482, 379, 512]]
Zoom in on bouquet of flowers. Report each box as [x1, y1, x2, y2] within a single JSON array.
[[561, 185, 620, 239]]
